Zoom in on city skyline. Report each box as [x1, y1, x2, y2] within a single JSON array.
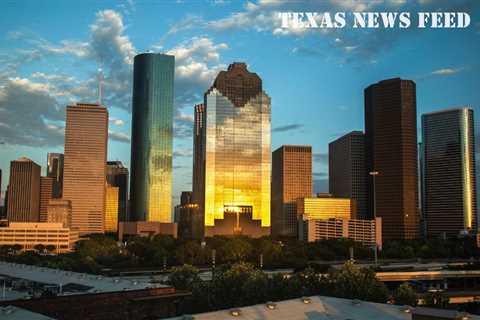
[[0, 1, 479, 209]]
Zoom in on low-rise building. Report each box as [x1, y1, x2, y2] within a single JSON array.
[[299, 217, 382, 249], [0, 222, 79, 253], [118, 221, 177, 241], [297, 196, 356, 221]]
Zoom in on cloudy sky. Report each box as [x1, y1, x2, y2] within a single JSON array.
[[0, 0, 479, 208]]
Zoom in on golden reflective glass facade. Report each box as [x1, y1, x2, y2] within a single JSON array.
[[197, 63, 271, 236], [297, 197, 355, 220], [105, 185, 119, 233]]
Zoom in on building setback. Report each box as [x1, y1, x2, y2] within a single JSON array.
[[130, 53, 174, 223], [7, 158, 41, 222], [271, 145, 312, 237], [47, 153, 64, 199], [63, 103, 108, 235], [422, 107, 477, 237], [106, 161, 129, 222], [364, 78, 419, 240], [194, 62, 271, 237], [39, 176, 53, 222], [329, 131, 367, 219]]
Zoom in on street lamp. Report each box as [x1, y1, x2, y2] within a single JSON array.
[[369, 171, 379, 267]]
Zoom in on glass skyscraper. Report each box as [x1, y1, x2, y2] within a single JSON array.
[[422, 107, 477, 237], [193, 62, 271, 237], [130, 53, 174, 222]]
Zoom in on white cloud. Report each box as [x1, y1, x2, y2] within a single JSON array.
[[431, 68, 462, 76], [109, 117, 125, 126]]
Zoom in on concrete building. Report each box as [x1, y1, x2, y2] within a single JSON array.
[[46, 153, 64, 199], [130, 53, 174, 223], [422, 107, 477, 237], [0, 222, 79, 253], [0, 262, 190, 320], [46, 199, 71, 228], [118, 221, 177, 241], [63, 103, 108, 235], [39, 177, 53, 222], [299, 217, 382, 249], [329, 131, 367, 219], [365, 78, 419, 240], [271, 145, 312, 237], [296, 197, 355, 221], [7, 158, 41, 222], [105, 185, 119, 233], [193, 62, 271, 237]]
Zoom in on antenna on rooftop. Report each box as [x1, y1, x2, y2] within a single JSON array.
[[97, 68, 104, 105]]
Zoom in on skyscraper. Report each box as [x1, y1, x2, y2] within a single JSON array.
[[422, 107, 477, 237], [365, 78, 419, 240], [192, 104, 205, 208], [329, 131, 367, 219], [194, 62, 271, 237], [130, 53, 174, 223], [271, 145, 312, 237], [106, 161, 129, 222], [39, 176, 53, 222], [47, 153, 64, 198], [7, 157, 41, 222], [105, 185, 119, 233], [63, 103, 108, 235]]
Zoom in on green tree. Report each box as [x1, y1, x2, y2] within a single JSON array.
[[45, 245, 56, 254], [168, 264, 201, 290], [34, 244, 46, 254], [219, 237, 253, 262], [393, 283, 418, 306], [329, 261, 388, 303]]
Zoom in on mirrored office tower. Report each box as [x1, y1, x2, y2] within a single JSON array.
[[422, 108, 477, 237], [194, 63, 271, 237], [130, 53, 174, 222]]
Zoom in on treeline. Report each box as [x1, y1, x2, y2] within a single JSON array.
[[168, 262, 419, 314], [0, 234, 479, 274]]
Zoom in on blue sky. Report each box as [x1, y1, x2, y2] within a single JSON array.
[[0, 0, 479, 207]]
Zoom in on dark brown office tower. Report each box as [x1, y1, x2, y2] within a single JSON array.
[[365, 78, 419, 240], [7, 157, 41, 222], [192, 104, 204, 209], [329, 131, 367, 219], [106, 161, 129, 222], [422, 108, 477, 237], [63, 103, 108, 235], [39, 176, 54, 222], [271, 145, 312, 237], [175, 191, 201, 239], [47, 153, 64, 198]]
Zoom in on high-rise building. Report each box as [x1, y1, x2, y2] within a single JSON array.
[[422, 108, 477, 237], [7, 157, 41, 222], [130, 53, 174, 223], [47, 153, 64, 198], [106, 161, 129, 222], [39, 176, 53, 222], [174, 191, 201, 239], [47, 199, 72, 228], [105, 185, 119, 233], [271, 145, 312, 237], [329, 131, 367, 219], [63, 103, 108, 235], [192, 104, 205, 209], [365, 78, 419, 240], [194, 63, 271, 237]]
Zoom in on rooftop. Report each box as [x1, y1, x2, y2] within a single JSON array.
[[167, 295, 479, 320], [0, 261, 168, 301], [0, 306, 55, 320]]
